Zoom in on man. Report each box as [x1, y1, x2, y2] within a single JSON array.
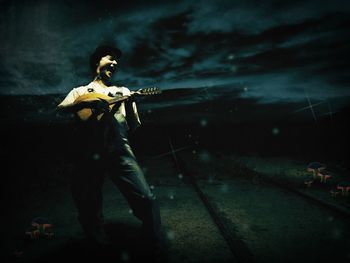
[[57, 45, 161, 249]]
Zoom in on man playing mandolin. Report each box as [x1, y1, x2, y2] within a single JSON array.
[[57, 45, 161, 252]]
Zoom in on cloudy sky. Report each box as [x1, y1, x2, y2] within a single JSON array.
[[0, 0, 350, 108]]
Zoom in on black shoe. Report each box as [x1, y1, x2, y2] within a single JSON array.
[[140, 228, 166, 262], [148, 241, 166, 263]]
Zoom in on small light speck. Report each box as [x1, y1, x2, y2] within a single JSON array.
[[192, 150, 197, 154], [150, 185, 155, 190], [199, 151, 210, 162], [227, 54, 235, 60], [128, 209, 133, 214], [243, 86, 248, 92], [200, 119, 207, 127], [242, 223, 249, 231], [178, 174, 183, 179], [92, 153, 100, 160], [120, 251, 129, 262], [272, 127, 280, 135], [167, 230, 175, 240], [331, 228, 341, 239], [169, 195, 174, 200], [147, 109, 152, 113], [220, 184, 229, 193]]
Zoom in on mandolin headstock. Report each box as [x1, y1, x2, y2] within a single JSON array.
[[135, 87, 162, 96]]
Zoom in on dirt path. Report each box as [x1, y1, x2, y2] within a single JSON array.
[[3, 152, 350, 263]]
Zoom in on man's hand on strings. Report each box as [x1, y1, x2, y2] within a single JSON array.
[[88, 99, 110, 113]]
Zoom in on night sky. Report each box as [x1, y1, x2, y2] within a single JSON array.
[[1, 0, 350, 113]]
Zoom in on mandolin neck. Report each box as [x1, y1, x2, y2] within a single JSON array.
[[107, 88, 159, 105], [108, 94, 132, 105]]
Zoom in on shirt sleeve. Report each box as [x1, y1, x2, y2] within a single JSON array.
[[58, 88, 79, 107]]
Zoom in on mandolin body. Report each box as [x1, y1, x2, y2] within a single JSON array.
[[73, 87, 160, 121], [74, 93, 118, 121]]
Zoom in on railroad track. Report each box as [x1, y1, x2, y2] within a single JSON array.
[[251, 173, 350, 220], [209, 152, 350, 221], [164, 140, 254, 263], [165, 143, 350, 263], [177, 157, 255, 263]]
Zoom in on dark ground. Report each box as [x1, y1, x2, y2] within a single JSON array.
[[0, 89, 349, 262]]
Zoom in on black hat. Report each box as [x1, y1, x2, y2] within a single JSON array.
[[89, 45, 122, 72]]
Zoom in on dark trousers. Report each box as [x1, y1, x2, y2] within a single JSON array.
[[71, 121, 161, 242]]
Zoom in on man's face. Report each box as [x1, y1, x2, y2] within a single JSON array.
[[96, 54, 118, 79]]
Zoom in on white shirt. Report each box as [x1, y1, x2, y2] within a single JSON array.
[[58, 81, 141, 129]]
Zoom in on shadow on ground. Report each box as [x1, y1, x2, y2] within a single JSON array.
[[11, 222, 166, 263]]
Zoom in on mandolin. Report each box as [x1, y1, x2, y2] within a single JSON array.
[[74, 87, 161, 121]]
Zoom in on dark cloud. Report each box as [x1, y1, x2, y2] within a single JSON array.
[[0, 0, 349, 108]]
